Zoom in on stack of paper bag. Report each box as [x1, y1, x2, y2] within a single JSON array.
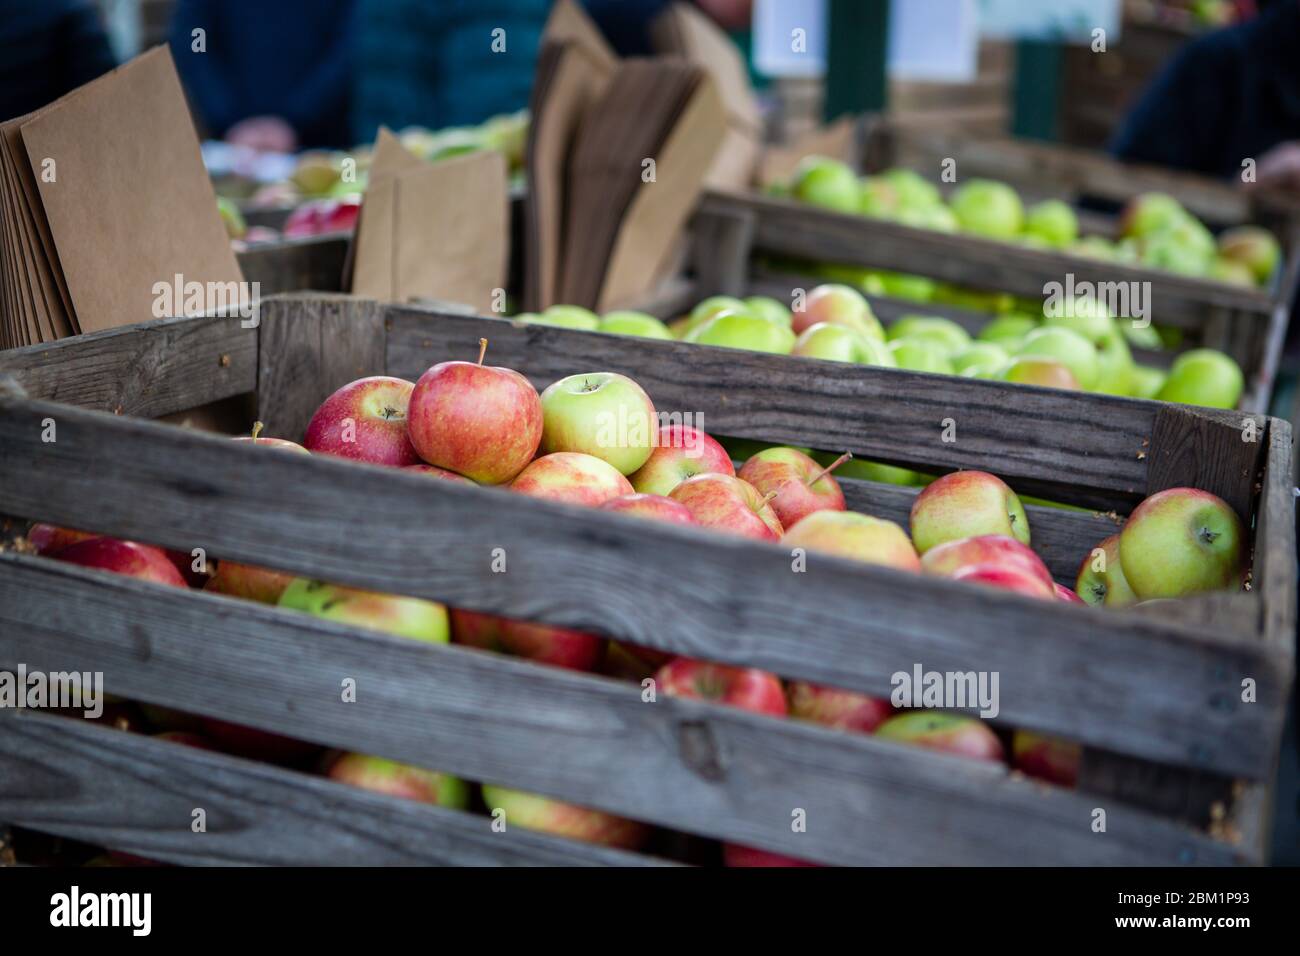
[[523, 0, 725, 312], [0, 47, 242, 349]]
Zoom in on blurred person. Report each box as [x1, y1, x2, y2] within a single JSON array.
[[170, 0, 358, 152], [352, 0, 750, 143], [0, 0, 116, 121], [1112, 0, 1300, 193]]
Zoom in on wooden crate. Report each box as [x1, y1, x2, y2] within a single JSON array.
[[0, 294, 1293, 865], [680, 189, 1300, 416]]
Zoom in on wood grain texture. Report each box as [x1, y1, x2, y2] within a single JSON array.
[[691, 205, 754, 298], [1145, 404, 1267, 524], [698, 192, 1275, 323], [1254, 419, 1297, 650], [0, 712, 666, 866], [0, 406, 1287, 778], [237, 235, 348, 295], [0, 314, 255, 417], [0, 558, 1257, 865], [384, 305, 1162, 511], [256, 294, 386, 442]]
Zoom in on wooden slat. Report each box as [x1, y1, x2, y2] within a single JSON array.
[[1254, 419, 1297, 649], [383, 303, 1228, 511], [1146, 404, 1268, 525], [256, 295, 387, 442], [699, 192, 1275, 323], [0, 557, 1256, 865], [236, 235, 348, 296], [0, 314, 255, 417], [0, 408, 1287, 778], [0, 712, 665, 867]]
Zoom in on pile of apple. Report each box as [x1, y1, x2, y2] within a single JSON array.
[[26, 345, 1249, 865], [543, 280, 1244, 410], [780, 156, 1281, 289]]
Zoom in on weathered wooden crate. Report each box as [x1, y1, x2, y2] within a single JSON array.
[[0, 294, 1293, 865], [679, 188, 1300, 416]]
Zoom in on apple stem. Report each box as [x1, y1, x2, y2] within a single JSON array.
[[477, 338, 488, 366], [250, 421, 264, 441], [761, 489, 780, 504], [806, 451, 853, 487]]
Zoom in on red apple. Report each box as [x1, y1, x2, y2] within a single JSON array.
[[1012, 730, 1080, 787], [407, 343, 543, 484], [282, 196, 361, 237], [667, 474, 783, 540], [231, 421, 308, 453], [403, 463, 476, 484], [792, 283, 883, 339], [205, 560, 296, 604], [920, 534, 1054, 591], [598, 492, 698, 525], [653, 657, 787, 716], [52, 538, 187, 588], [602, 640, 674, 681], [949, 562, 1055, 599], [723, 844, 821, 867], [480, 785, 649, 850], [27, 523, 96, 554], [909, 470, 1030, 554], [304, 376, 422, 466], [780, 510, 920, 570], [627, 424, 735, 496], [1054, 583, 1085, 604], [788, 681, 893, 733], [510, 452, 633, 507], [450, 609, 605, 672], [326, 752, 469, 807], [737, 447, 846, 530], [874, 711, 1005, 762]]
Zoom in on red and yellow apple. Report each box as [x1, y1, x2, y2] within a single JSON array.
[[667, 474, 783, 540], [787, 682, 893, 733], [450, 610, 605, 672], [910, 471, 1030, 554], [52, 538, 188, 588], [510, 452, 633, 507], [304, 376, 421, 467], [781, 510, 920, 570], [598, 493, 698, 526], [480, 785, 649, 849], [1074, 533, 1137, 607], [874, 711, 1005, 762], [327, 752, 469, 807], [737, 447, 846, 530], [278, 578, 449, 644], [654, 657, 787, 716], [1117, 488, 1244, 599], [628, 424, 734, 496]]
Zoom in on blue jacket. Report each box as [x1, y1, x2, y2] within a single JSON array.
[[0, 0, 116, 121], [1111, 0, 1300, 179]]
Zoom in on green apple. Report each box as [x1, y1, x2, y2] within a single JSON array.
[[1208, 257, 1255, 287], [999, 356, 1080, 390], [539, 371, 657, 474], [934, 285, 1017, 313], [1154, 348, 1243, 409], [791, 155, 860, 213], [1015, 327, 1100, 390], [826, 455, 923, 486], [278, 578, 449, 643], [1074, 534, 1137, 607], [952, 342, 1009, 378], [859, 176, 901, 218], [815, 263, 887, 296], [327, 753, 469, 807], [1042, 298, 1132, 396], [909, 469, 1030, 553], [1069, 236, 1117, 260], [1139, 219, 1216, 276], [1120, 192, 1188, 239], [524, 305, 600, 331], [686, 309, 796, 354], [795, 283, 885, 340], [888, 338, 955, 375], [885, 316, 971, 356], [977, 313, 1038, 347], [481, 785, 648, 849], [950, 179, 1024, 239], [793, 322, 896, 366], [1118, 488, 1244, 599], [217, 197, 247, 239], [875, 271, 936, 302], [678, 295, 750, 338], [1023, 199, 1078, 247], [598, 310, 673, 340], [1128, 364, 1167, 399], [1217, 226, 1280, 285], [899, 202, 959, 232], [881, 167, 942, 210], [1121, 322, 1163, 350], [744, 295, 793, 327]]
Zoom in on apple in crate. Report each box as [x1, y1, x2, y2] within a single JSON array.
[[1217, 225, 1280, 285], [598, 493, 698, 526], [920, 534, 1053, 592], [510, 452, 633, 506], [950, 179, 1024, 239], [793, 284, 883, 340], [738, 447, 846, 530], [404, 463, 476, 484], [910, 471, 1030, 554], [1000, 357, 1080, 390], [668, 474, 783, 540], [628, 424, 733, 496], [654, 657, 787, 717], [723, 844, 821, 867], [304, 376, 422, 467], [1074, 534, 1137, 607], [206, 560, 297, 604], [949, 562, 1055, 599], [875, 712, 1005, 763], [685, 309, 795, 355], [450, 610, 605, 672], [539, 372, 657, 474], [327, 752, 469, 807], [481, 784, 649, 849], [407, 343, 542, 483], [597, 310, 673, 340], [781, 510, 920, 570], [52, 538, 188, 588], [278, 578, 450, 643], [1012, 731, 1081, 787], [789, 155, 860, 213], [27, 523, 96, 554], [231, 421, 308, 453], [1117, 488, 1244, 599], [1054, 583, 1085, 604], [793, 322, 895, 365], [282, 196, 361, 237], [788, 682, 893, 733]]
